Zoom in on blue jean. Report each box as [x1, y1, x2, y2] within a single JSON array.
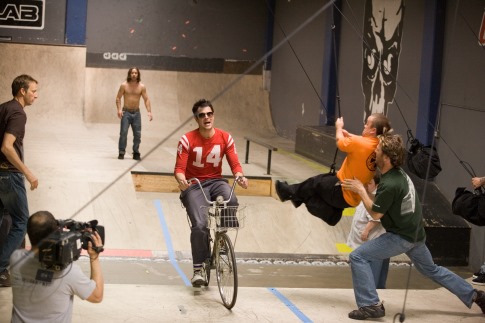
[[118, 110, 141, 154], [370, 258, 389, 289], [350, 232, 475, 308], [180, 179, 238, 265], [0, 172, 29, 272]]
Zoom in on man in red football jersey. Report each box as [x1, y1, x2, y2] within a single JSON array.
[[174, 99, 248, 287]]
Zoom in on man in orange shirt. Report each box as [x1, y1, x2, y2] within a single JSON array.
[[275, 113, 391, 225]]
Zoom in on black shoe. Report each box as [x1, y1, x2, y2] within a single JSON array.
[[0, 270, 11, 287], [275, 180, 302, 208], [348, 302, 385, 320], [133, 153, 141, 160], [118, 153, 124, 160], [275, 180, 293, 202], [472, 273, 485, 286], [475, 289, 485, 314], [473, 270, 483, 279]]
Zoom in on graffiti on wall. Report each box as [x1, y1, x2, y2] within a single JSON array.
[[361, 0, 404, 122], [479, 8, 485, 46]]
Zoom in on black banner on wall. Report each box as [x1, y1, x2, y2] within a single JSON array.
[[86, 52, 262, 75], [0, 0, 45, 30]]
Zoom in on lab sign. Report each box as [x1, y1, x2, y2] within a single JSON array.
[[0, 0, 44, 30]]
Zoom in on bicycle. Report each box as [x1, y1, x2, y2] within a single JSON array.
[[186, 177, 246, 309]]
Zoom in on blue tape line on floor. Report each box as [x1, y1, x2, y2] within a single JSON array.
[[154, 199, 191, 286], [268, 288, 313, 322]]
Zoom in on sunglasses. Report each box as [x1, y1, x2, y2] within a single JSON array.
[[196, 112, 214, 119]]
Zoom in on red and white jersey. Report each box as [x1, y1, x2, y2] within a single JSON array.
[[174, 128, 243, 181]]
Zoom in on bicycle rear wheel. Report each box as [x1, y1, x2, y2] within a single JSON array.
[[215, 232, 238, 309]]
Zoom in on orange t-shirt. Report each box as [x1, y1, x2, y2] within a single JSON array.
[[336, 135, 378, 206]]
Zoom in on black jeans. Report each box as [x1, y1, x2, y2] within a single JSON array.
[[290, 173, 350, 226]]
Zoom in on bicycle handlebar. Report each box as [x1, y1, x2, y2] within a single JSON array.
[[187, 177, 241, 206]]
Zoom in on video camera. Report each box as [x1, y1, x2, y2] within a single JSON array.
[[38, 219, 105, 271]]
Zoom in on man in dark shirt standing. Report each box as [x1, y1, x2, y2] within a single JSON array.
[[0, 75, 39, 287]]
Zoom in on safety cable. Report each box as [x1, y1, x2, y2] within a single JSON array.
[[431, 0, 485, 178], [328, 13, 343, 175], [459, 10, 485, 52], [264, 0, 329, 116], [264, 0, 342, 174]]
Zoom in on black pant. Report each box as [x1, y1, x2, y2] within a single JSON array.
[[290, 173, 350, 226]]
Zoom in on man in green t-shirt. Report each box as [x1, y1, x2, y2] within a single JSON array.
[[342, 134, 485, 320]]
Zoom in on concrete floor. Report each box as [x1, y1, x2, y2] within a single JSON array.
[[0, 117, 483, 322], [0, 59, 483, 321]]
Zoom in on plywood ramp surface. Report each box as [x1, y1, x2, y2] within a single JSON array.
[[131, 171, 275, 197]]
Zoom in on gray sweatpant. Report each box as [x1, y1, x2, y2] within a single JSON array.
[[180, 178, 238, 265]]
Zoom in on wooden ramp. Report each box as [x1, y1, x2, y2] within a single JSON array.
[[131, 171, 276, 197]]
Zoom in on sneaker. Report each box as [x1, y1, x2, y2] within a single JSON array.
[[191, 270, 205, 287], [473, 270, 483, 279], [118, 153, 124, 160], [475, 289, 485, 314], [0, 270, 11, 287], [472, 273, 485, 286], [348, 302, 385, 320], [133, 153, 141, 160], [275, 180, 302, 208]]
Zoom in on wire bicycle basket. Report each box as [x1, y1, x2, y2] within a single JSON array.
[[202, 205, 246, 231]]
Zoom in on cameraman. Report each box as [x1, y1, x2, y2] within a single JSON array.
[[9, 211, 104, 322]]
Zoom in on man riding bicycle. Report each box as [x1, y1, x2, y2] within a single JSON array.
[[174, 99, 248, 287]]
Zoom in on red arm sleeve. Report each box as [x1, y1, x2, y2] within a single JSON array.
[[224, 134, 243, 175], [174, 135, 189, 176]]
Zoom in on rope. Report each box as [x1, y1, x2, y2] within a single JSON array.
[[328, 8, 342, 175], [263, 0, 329, 115], [264, 0, 340, 174]]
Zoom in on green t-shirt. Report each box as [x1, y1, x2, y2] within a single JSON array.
[[372, 167, 426, 242]]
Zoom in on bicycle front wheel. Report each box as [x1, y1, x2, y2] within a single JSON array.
[[215, 232, 238, 309]]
